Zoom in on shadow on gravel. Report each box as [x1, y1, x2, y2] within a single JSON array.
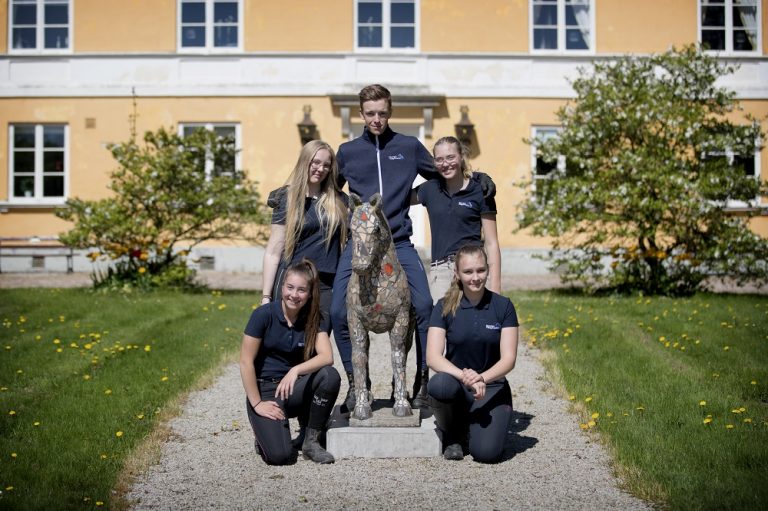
[[501, 410, 537, 461]]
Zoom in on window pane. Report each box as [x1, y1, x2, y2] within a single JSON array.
[[44, 27, 68, 48], [733, 154, 756, 177], [701, 29, 725, 50], [391, 27, 414, 48], [533, 28, 557, 49], [391, 2, 414, 24], [536, 156, 556, 176], [182, 26, 206, 47], [566, 28, 588, 50], [733, 30, 756, 51], [182, 126, 201, 137], [45, 4, 68, 23], [213, 126, 235, 137], [733, 5, 757, 27], [12, 27, 36, 48], [13, 4, 36, 24], [14, 176, 36, 198], [533, 4, 557, 25], [43, 176, 64, 197], [701, 5, 725, 27], [358, 26, 382, 47], [214, 1, 238, 22], [13, 151, 35, 173], [14, 126, 36, 148], [182, 2, 206, 23], [43, 126, 65, 147], [358, 2, 382, 23], [44, 151, 64, 173], [214, 26, 237, 47]]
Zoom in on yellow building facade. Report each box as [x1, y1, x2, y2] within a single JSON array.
[[1, 0, 766, 272]]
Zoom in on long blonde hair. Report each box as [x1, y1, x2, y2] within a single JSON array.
[[283, 140, 348, 263], [442, 244, 488, 317], [282, 258, 321, 361]]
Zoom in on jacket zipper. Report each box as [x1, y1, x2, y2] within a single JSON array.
[[375, 134, 383, 199]]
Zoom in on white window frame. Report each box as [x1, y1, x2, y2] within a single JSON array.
[[698, 0, 762, 55], [702, 144, 762, 209], [8, 0, 72, 54], [354, 0, 419, 53], [178, 122, 241, 179], [177, 0, 243, 53], [529, 0, 595, 55], [530, 126, 566, 196], [8, 123, 69, 205]]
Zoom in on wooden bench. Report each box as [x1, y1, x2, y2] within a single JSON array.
[[0, 237, 74, 273]]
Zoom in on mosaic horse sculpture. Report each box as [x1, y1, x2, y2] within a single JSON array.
[[347, 193, 415, 420]]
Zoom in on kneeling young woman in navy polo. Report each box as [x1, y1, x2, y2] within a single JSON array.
[[239, 259, 341, 465], [426, 244, 519, 463]]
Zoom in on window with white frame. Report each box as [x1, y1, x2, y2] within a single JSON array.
[[9, 124, 68, 202], [356, 0, 417, 51], [179, 123, 240, 178], [700, 0, 761, 54], [9, 0, 70, 52], [531, 126, 566, 199], [702, 146, 761, 207], [178, 0, 241, 51], [531, 0, 593, 53]]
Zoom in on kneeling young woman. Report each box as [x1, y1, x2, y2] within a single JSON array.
[[239, 259, 340, 465], [426, 244, 519, 463]]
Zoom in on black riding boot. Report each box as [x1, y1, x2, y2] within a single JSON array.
[[412, 367, 430, 408], [301, 428, 335, 464], [429, 395, 467, 461]]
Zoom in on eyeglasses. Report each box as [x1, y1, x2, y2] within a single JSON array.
[[434, 154, 459, 165], [310, 159, 331, 170]]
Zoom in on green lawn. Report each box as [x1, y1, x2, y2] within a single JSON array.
[[2, 288, 766, 510], [0, 288, 258, 510], [514, 291, 768, 510]]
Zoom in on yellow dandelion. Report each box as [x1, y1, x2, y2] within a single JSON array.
[[96, 501, 104, 507], [33, 421, 40, 426], [137, 267, 147, 274], [5, 486, 14, 491], [11, 453, 17, 458], [161, 376, 169, 382], [751, 380, 757, 385], [144, 345, 151, 352], [16, 369, 22, 374], [568, 395, 576, 401], [703, 417, 712, 424], [100, 454, 108, 459], [587, 420, 596, 428], [636, 406, 645, 412], [579, 423, 588, 430], [699, 400, 706, 406], [725, 424, 734, 429], [217, 304, 227, 310], [743, 418, 753, 423], [136, 414, 145, 420], [723, 346, 730, 351], [585, 396, 593, 403], [9, 410, 16, 416], [56, 348, 63, 353], [591, 412, 600, 419], [83, 375, 91, 381], [115, 431, 123, 438], [104, 389, 112, 395]]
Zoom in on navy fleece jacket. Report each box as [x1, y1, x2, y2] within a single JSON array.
[[337, 127, 438, 243]]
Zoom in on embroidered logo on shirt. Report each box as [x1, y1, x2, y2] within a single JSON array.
[[485, 323, 501, 330], [388, 154, 405, 160], [458, 201, 476, 209]]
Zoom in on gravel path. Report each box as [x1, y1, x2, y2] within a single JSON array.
[[125, 332, 650, 510]]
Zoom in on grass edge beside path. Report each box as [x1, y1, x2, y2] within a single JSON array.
[[111, 350, 239, 511]]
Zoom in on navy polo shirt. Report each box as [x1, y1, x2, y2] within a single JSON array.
[[270, 186, 347, 274], [430, 290, 518, 373], [417, 177, 496, 261], [243, 301, 309, 379]]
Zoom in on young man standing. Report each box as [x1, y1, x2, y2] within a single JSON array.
[[331, 84, 494, 409]]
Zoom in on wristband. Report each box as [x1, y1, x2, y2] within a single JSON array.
[[478, 375, 485, 383], [252, 400, 262, 409], [262, 295, 272, 301]]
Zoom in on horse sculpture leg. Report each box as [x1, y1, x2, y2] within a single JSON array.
[[389, 306, 413, 417], [349, 312, 373, 420]]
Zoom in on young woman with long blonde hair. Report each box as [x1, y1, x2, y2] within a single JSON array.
[[426, 244, 518, 463], [261, 140, 348, 324]]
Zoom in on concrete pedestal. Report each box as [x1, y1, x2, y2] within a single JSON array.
[[326, 401, 441, 459]]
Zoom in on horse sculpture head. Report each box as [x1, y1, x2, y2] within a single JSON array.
[[349, 193, 390, 274]]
